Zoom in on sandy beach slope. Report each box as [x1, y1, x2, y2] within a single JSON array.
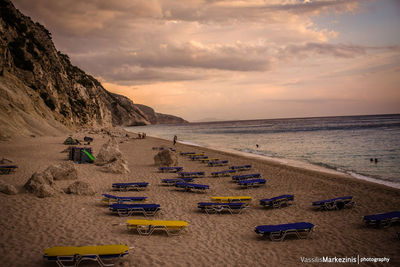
[[0, 131, 399, 267]]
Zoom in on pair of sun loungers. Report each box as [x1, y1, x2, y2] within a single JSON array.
[[232, 173, 261, 181], [126, 219, 188, 236], [238, 179, 266, 188], [161, 178, 193, 186], [191, 155, 208, 160], [211, 196, 252, 203], [211, 169, 237, 177], [200, 158, 219, 163], [102, 194, 161, 217], [231, 173, 266, 188], [207, 160, 229, 167], [102, 194, 147, 205], [198, 202, 248, 214], [178, 171, 205, 178], [198, 196, 252, 214], [175, 182, 210, 192], [363, 211, 400, 228], [109, 203, 161, 217], [43, 244, 131, 267], [312, 196, 355, 210], [188, 153, 205, 160], [158, 166, 183, 173], [210, 165, 252, 177], [260, 195, 294, 208], [230, 165, 252, 171], [180, 152, 197, 156], [112, 182, 148, 191]]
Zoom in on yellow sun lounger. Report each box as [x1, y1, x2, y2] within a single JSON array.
[[43, 244, 130, 267], [211, 196, 253, 203], [126, 219, 188, 236]]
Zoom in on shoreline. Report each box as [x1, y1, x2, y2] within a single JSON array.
[[131, 131, 400, 191]]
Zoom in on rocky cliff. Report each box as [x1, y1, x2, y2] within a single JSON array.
[[134, 104, 188, 124], [0, 0, 186, 139]]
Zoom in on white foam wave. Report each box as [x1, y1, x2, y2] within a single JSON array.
[[347, 171, 400, 189]]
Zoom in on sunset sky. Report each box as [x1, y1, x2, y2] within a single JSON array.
[[12, 0, 400, 122]]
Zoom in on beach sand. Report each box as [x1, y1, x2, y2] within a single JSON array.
[[0, 130, 399, 267]]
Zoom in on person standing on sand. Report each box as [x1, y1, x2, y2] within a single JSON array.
[[173, 135, 177, 145]]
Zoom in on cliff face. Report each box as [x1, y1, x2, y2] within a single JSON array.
[[0, 0, 186, 139], [135, 104, 188, 124]]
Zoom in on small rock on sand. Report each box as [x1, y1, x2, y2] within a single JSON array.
[[0, 180, 18, 195], [66, 181, 96, 195]]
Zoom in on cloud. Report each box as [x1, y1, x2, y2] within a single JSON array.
[[11, 0, 399, 120]]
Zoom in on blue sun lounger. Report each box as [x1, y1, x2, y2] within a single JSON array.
[[0, 165, 18, 174], [175, 182, 209, 192], [179, 171, 205, 178], [112, 182, 149, 191], [43, 244, 131, 267], [260, 195, 294, 208], [197, 202, 248, 214], [187, 153, 205, 159], [158, 166, 183, 173], [161, 178, 194, 186], [102, 194, 147, 205], [208, 160, 229, 167], [232, 173, 261, 182], [255, 222, 314, 241], [312, 196, 355, 210], [238, 179, 266, 188], [363, 211, 400, 228], [229, 165, 252, 171], [191, 155, 208, 161], [211, 169, 237, 177], [109, 203, 161, 217]]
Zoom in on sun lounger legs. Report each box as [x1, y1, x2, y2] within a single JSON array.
[[44, 245, 130, 267], [132, 225, 185, 236], [255, 222, 314, 241], [126, 220, 188, 236]]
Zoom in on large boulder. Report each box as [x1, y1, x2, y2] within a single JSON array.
[[24, 167, 64, 198], [95, 138, 123, 166], [95, 138, 130, 173], [46, 161, 78, 180], [0, 181, 18, 195], [35, 184, 59, 198], [66, 181, 96, 196], [24, 170, 54, 193], [154, 149, 178, 166], [102, 159, 130, 174]]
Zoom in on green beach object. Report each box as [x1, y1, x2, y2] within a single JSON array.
[[82, 149, 95, 161]]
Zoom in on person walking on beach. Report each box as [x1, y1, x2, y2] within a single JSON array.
[[173, 135, 177, 145]]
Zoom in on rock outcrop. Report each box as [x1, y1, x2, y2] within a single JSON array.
[[24, 170, 60, 198], [24, 162, 77, 197], [135, 104, 188, 124], [66, 181, 96, 196], [95, 138, 130, 174], [0, 0, 186, 139], [0, 180, 18, 195], [154, 149, 178, 167], [46, 161, 78, 181]]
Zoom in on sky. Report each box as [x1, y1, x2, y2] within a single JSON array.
[[12, 0, 400, 122]]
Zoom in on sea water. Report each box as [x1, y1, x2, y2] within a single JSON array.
[[127, 114, 400, 188]]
